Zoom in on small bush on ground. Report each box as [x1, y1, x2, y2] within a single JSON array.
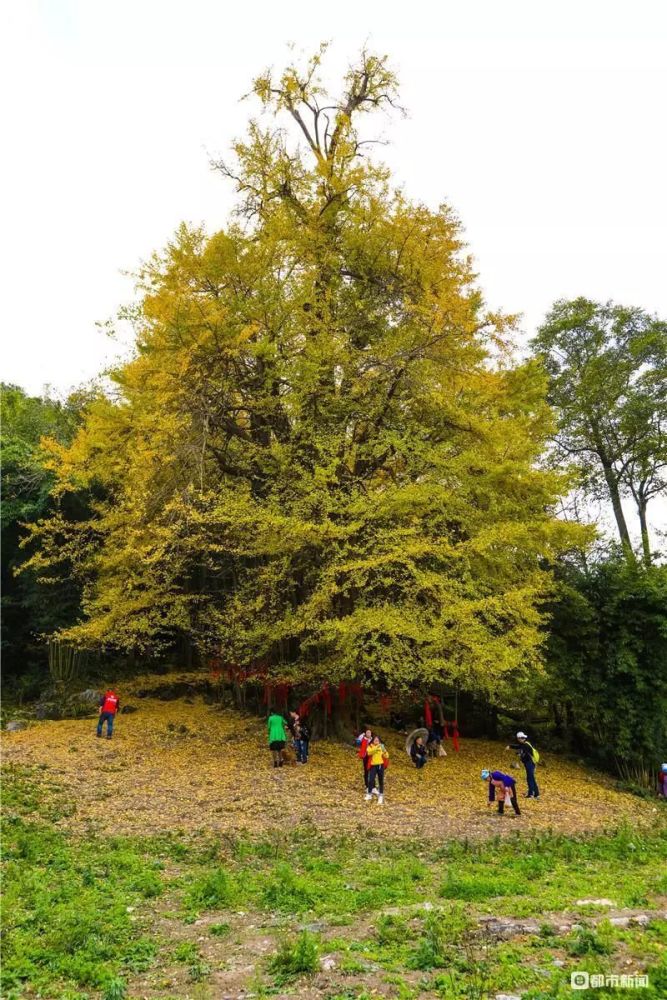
[[268, 931, 320, 981]]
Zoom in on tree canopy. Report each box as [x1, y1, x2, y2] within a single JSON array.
[[22, 49, 585, 693], [532, 297, 667, 564], [541, 556, 667, 784], [1, 384, 87, 681]]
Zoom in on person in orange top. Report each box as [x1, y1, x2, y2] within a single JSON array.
[[364, 735, 389, 805], [97, 689, 120, 740]]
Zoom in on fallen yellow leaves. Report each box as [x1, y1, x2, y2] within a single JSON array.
[[2, 690, 656, 842]]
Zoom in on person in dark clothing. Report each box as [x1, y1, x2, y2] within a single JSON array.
[[289, 711, 311, 764], [97, 689, 120, 739], [390, 711, 407, 733], [481, 769, 521, 815], [506, 731, 540, 798], [410, 736, 428, 769], [427, 722, 443, 758]]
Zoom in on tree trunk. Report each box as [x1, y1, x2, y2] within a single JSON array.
[[599, 457, 635, 559], [637, 498, 652, 566]]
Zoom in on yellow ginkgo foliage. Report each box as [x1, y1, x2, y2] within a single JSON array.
[[23, 47, 587, 693]]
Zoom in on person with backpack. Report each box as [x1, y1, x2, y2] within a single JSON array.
[[267, 711, 289, 768], [364, 735, 389, 805], [481, 768, 521, 816], [506, 731, 540, 799], [97, 688, 120, 739]]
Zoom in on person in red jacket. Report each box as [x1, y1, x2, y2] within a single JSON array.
[[97, 689, 120, 739], [356, 728, 373, 790]]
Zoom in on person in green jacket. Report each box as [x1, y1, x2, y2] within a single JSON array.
[[267, 711, 288, 768]]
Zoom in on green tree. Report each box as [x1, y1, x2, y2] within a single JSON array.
[[531, 298, 667, 564], [23, 49, 584, 693], [1, 384, 87, 687], [542, 557, 667, 786]]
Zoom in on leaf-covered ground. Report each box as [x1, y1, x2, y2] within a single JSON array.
[[2, 685, 659, 842], [2, 759, 666, 1000], [3, 687, 667, 999]]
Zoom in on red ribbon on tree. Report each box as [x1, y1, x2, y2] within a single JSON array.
[[424, 699, 433, 728]]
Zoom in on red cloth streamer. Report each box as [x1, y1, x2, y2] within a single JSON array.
[[275, 683, 290, 708], [424, 699, 433, 728], [338, 681, 347, 703], [451, 721, 460, 752]]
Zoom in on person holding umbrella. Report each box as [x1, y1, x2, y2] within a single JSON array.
[[406, 727, 429, 769], [411, 736, 428, 769]]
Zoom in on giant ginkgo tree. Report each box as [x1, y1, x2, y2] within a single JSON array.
[[25, 48, 585, 692]]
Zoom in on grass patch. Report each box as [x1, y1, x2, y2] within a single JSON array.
[[209, 921, 231, 937], [268, 931, 320, 982], [184, 866, 235, 912], [2, 764, 667, 1000]]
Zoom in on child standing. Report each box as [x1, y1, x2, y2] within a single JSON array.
[[365, 735, 389, 805], [267, 711, 288, 768], [481, 768, 521, 815]]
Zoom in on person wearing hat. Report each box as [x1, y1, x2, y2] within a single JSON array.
[[506, 731, 540, 799], [481, 769, 521, 816]]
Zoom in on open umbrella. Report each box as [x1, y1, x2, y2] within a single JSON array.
[[405, 727, 429, 756]]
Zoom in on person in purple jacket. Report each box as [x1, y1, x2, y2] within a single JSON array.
[[481, 769, 521, 815]]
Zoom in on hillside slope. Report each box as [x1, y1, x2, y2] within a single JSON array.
[[3, 686, 657, 842]]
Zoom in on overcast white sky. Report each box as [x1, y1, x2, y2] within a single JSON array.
[[2, 0, 666, 542], [2, 0, 666, 397]]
